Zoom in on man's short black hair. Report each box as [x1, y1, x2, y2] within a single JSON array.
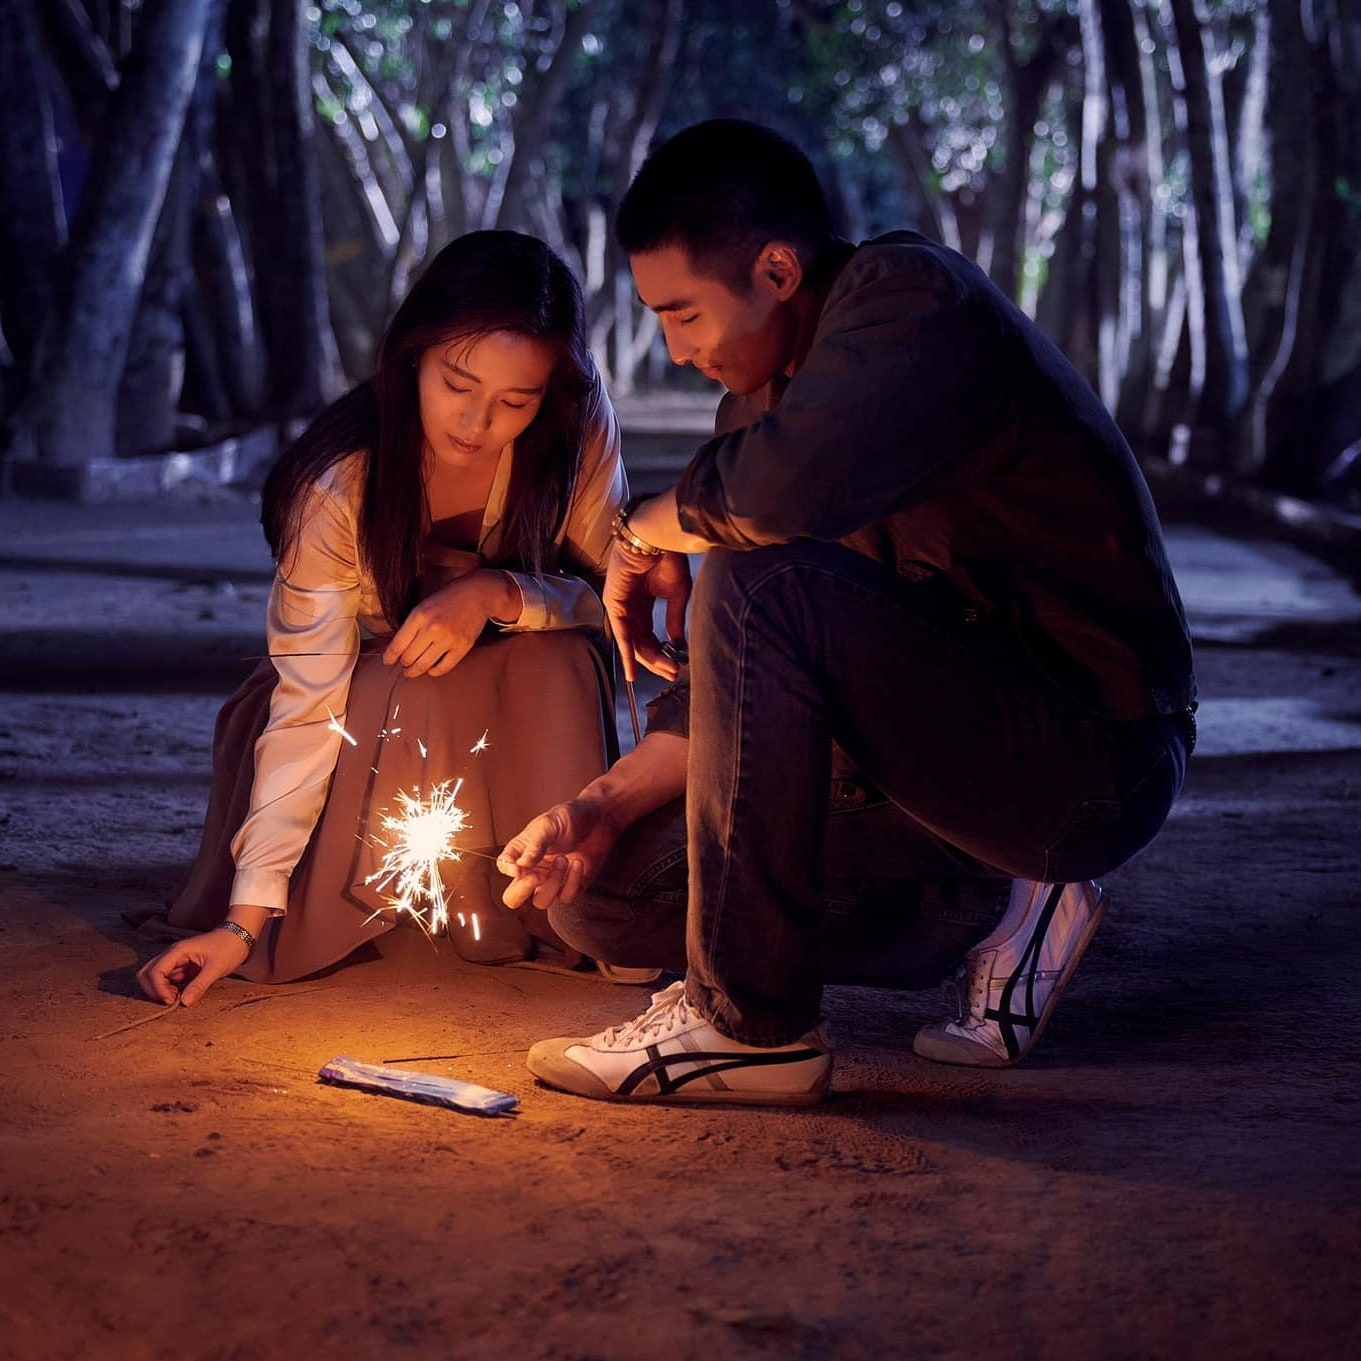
[[616, 119, 836, 291]]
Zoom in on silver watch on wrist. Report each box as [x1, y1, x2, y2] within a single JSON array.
[[611, 497, 664, 557], [216, 919, 257, 953]]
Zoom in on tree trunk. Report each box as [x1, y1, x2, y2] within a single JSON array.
[[218, 0, 341, 418], [219, 0, 268, 287], [1041, 0, 1109, 391], [11, 0, 210, 465], [886, 117, 955, 250], [1233, 5, 1270, 275], [988, 2, 1072, 303], [1258, 2, 1361, 491], [1131, 0, 1168, 322], [1168, 0, 1250, 453], [443, 0, 496, 238], [491, 1, 594, 231], [191, 158, 266, 415], [591, 0, 686, 391], [1083, 0, 1120, 404], [1035, 181, 1081, 350], [1310, 14, 1361, 435], [33, 0, 120, 135], [116, 0, 227, 454], [1141, 265, 1194, 446], [1241, 0, 1309, 479], [0, 0, 67, 396], [265, 0, 343, 415], [1101, 0, 1154, 434]]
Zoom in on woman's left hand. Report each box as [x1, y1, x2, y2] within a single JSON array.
[[383, 571, 516, 678]]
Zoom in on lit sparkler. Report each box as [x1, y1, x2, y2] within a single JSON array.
[[364, 778, 469, 933], [362, 720, 494, 936]]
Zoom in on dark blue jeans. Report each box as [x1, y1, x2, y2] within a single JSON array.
[[553, 542, 1188, 1045]]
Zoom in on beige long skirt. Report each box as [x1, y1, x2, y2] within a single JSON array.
[[135, 629, 614, 983]]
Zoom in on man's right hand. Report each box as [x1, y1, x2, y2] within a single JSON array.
[[497, 796, 622, 911]]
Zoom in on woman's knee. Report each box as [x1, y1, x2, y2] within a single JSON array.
[[489, 627, 600, 670]]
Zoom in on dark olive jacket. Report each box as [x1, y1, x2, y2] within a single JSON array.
[[675, 232, 1195, 719]]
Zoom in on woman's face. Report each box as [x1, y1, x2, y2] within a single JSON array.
[[416, 330, 557, 473]]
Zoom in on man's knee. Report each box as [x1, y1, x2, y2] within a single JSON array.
[[547, 894, 684, 970], [545, 898, 611, 959]]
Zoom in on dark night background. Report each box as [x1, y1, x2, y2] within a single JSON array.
[[2, 0, 1359, 514]]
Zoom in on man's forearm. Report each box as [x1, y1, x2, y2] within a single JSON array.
[[625, 486, 711, 555], [582, 730, 687, 829]]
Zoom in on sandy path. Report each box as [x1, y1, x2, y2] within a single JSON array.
[[1, 497, 1358, 1361]]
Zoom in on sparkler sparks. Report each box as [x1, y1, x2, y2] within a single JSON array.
[[361, 717, 496, 937], [364, 778, 469, 933], [326, 705, 358, 747]]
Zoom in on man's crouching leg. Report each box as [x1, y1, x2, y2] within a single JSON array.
[[545, 799, 690, 976]]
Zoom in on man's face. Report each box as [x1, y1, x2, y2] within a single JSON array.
[[630, 245, 799, 396]]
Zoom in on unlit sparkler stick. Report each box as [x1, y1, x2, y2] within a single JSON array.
[[621, 640, 685, 746]]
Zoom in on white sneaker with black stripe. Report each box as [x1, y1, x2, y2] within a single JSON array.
[[526, 981, 832, 1105], [913, 880, 1106, 1067]]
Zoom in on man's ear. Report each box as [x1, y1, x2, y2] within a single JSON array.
[[753, 242, 804, 300]]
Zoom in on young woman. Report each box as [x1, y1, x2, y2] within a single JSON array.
[[135, 231, 630, 1006]]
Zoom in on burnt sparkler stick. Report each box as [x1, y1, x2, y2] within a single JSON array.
[[624, 679, 642, 746], [622, 639, 686, 747]]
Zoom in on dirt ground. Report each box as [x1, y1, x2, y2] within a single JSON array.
[[1, 490, 1360, 1361]]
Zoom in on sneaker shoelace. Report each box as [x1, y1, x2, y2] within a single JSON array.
[[603, 981, 696, 1046], [946, 965, 991, 1032]]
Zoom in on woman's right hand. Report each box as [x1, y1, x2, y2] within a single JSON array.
[[383, 570, 517, 679], [136, 928, 251, 1007]]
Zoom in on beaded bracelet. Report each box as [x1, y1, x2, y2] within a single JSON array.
[[216, 919, 257, 953]]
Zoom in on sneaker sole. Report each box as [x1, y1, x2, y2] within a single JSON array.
[[527, 1042, 831, 1107], [913, 886, 1108, 1068], [911, 1024, 1011, 1068]]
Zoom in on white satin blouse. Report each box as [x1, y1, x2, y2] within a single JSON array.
[[228, 382, 626, 913]]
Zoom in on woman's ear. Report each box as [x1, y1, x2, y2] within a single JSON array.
[[755, 242, 804, 300]]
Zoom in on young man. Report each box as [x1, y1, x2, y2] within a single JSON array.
[[497, 120, 1196, 1106]]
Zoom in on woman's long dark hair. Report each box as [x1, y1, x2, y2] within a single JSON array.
[[262, 231, 595, 625]]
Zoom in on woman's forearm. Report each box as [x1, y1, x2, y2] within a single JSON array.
[[481, 568, 524, 625], [225, 904, 273, 938]]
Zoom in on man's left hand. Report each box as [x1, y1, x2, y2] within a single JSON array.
[[497, 795, 621, 910], [604, 546, 690, 682]]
